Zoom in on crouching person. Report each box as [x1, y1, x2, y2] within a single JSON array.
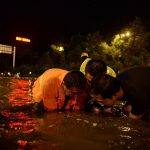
[[32, 68, 89, 114], [90, 66, 150, 121]]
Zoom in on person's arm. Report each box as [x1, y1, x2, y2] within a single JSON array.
[[42, 80, 62, 111], [129, 112, 143, 120], [103, 107, 113, 113], [32, 77, 43, 103], [129, 102, 144, 120], [32, 76, 58, 111]]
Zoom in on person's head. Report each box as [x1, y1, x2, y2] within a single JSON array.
[[63, 70, 87, 97], [85, 59, 107, 82], [80, 51, 89, 62], [81, 51, 89, 58], [90, 74, 123, 107]]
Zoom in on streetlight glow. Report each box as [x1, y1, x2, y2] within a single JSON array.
[[58, 46, 64, 52], [120, 31, 130, 38], [121, 34, 125, 38], [126, 32, 130, 36]]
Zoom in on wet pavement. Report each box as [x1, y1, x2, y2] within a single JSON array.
[[0, 78, 150, 150]]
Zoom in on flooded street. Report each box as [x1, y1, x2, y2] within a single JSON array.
[[0, 78, 150, 150]]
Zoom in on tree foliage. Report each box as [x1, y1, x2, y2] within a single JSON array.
[[6, 17, 150, 77]]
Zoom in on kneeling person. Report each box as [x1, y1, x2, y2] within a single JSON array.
[[32, 68, 89, 113]]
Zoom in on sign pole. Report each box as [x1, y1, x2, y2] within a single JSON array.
[[13, 46, 16, 69]]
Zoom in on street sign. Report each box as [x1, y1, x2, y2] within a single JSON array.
[[0, 44, 12, 54], [16, 36, 31, 42]]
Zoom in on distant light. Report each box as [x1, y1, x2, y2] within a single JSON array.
[[126, 32, 130, 36], [120, 32, 130, 38], [29, 72, 32, 75], [8, 72, 11, 76], [16, 36, 31, 43], [58, 46, 64, 52], [120, 34, 125, 38]]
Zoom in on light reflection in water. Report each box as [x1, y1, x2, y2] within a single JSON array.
[[0, 78, 150, 150], [7, 79, 32, 106], [118, 126, 131, 132], [120, 135, 132, 139], [1, 110, 38, 133], [0, 78, 40, 149]]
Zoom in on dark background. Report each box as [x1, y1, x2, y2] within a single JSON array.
[[0, 0, 150, 52]]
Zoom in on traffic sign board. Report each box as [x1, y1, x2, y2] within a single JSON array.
[[0, 44, 12, 54]]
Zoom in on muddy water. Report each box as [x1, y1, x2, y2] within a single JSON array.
[[0, 78, 150, 150]]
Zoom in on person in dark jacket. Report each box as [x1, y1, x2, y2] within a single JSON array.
[[90, 66, 150, 120]]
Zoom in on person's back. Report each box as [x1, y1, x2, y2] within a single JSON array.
[[118, 66, 150, 92], [107, 66, 116, 78], [118, 66, 150, 103], [32, 68, 68, 111], [80, 57, 91, 75]]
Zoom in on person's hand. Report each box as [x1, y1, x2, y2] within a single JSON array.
[[123, 104, 132, 113], [103, 107, 113, 113], [72, 105, 80, 111], [129, 112, 143, 120], [32, 102, 45, 115], [92, 107, 101, 113]]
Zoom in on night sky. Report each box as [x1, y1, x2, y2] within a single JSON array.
[[0, 0, 150, 51]]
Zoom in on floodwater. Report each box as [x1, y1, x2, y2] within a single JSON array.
[[0, 78, 150, 150]]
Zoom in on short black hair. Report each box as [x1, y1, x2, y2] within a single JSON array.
[[91, 74, 120, 99], [63, 70, 87, 90], [85, 59, 107, 76]]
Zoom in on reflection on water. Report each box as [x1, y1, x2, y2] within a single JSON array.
[[0, 78, 40, 149], [0, 78, 150, 150], [8, 79, 32, 106], [118, 126, 132, 132]]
